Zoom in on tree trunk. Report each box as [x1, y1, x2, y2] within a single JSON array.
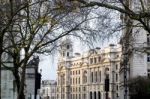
[[17, 63, 27, 99], [0, 52, 2, 99], [13, 68, 20, 93], [18, 90, 25, 99], [13, 68, 25, 99], [13, 63, 26, 99]]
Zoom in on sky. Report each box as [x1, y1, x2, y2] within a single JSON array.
[[39, 36, 120, 81]]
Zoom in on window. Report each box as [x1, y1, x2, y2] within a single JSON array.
[[95, 72, 97, 82], [67, 52, 69, 57], [70, 78, 72, 84], [116, 64, 118, 70], [116, 74, 118, 82], [147, 34, 150, 46], [79, 94, 81, 99], [71, 94, 72, 99], [67, 45, 70, 49], [83, 71, 87, 84], [83, 87, 86, 91], [148, 69, 150, 78], [57, 94, 59, 99], [90, 92, 92, 99], [90, 58, 93, 64], [116, 85, 118, 91], [147, 34, 150, 43], [76, 78, 78, 84], [91, 72, 93, 83], [99, 71, 101, 82], [98, 56, 101, 62], [43, 89, 45, 94], [94, 57, 97, 63], [116, 93, 119, 97], [78, 77, 80, 84], [147, 53, 150, 62], [148, 73, 150, 78], [79, 87, 81, 92]]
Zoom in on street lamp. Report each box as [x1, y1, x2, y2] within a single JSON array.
[[105, 68, 109, 99]]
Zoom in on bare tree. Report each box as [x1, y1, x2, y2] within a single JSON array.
[[1, 0, 117, 99]]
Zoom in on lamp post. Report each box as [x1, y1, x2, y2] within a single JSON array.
[[105, 68, 109, 99]]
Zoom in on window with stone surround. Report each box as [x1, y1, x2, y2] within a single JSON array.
[[98, 56, 101, 62], [83, 71, 87, 84], [99, 71, 101, 82], [94, 57, 97, 64], [95, 71, 97, 82], [90, 58, 93, 64], [67, 45, 70, 49], [116, 64, 118, 70], [67, 52, 69, 57], [116, 73, 118, 82], [91, 72, 94, 83]]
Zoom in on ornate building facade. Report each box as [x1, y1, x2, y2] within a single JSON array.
[[40, 80, 57, 99], [56, 39, 122, 99]]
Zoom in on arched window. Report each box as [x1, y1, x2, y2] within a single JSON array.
[[94, 92, 96, 99], [98, 91, 101, 99]]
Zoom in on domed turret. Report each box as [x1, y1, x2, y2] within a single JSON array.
[[59, 38, 73, 61]]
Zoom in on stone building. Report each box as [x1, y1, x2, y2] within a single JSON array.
[[119, 1, 150, 99], [25, 56, 42, 99], [56, 39, 122, 99], [1, 69, 17, 99], [1, 56, 41, 99], [40, 80, 57, 99]]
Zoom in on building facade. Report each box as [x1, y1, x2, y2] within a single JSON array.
[[1, 56, 41, 99], [40, 80, 57, 99], [119, 1, 150, 99], [25, 56, 42, 99], [1, 69, 17, 99], [57, 39, 122, 99]]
